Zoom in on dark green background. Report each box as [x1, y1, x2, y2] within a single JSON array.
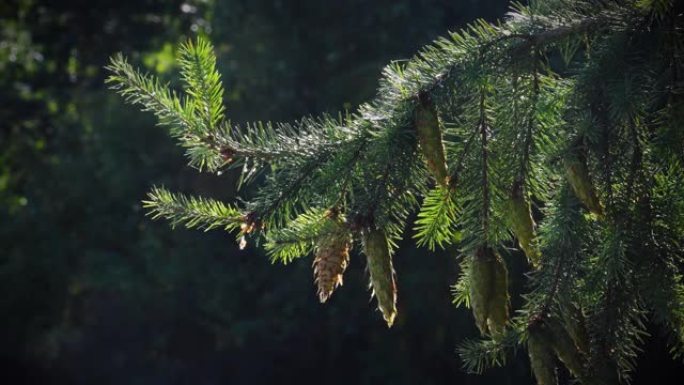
[[1, 0, 681, 383]]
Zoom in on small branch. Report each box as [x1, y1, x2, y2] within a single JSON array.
[[625, 121, 642, 204], [530, 248, 566, 324], [598, 104, 614, 212], [479, 83, 490, 239], [448, 129, 478, 189], [368, 162, 393, 220], [530, 17, 604, 46], [517, 47, 540, 184], [203, 133, 279, 163], [259, 152, 332, 223], [332, 139, 369, 209]]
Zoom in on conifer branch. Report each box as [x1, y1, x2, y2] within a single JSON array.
[[143, 186, 243, 232], [106, 2, 684, 383], [264, 208, 330, 264], [523, 186, 586, 323], [178, 38, 225, 130], [447, 129, 477, 189], [458, 327, 522, 374], [414, 186, 459, 250], [105, 54, 202, 136]]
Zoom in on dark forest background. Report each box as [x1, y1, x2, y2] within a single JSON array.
[[1, 1, 682, 384]]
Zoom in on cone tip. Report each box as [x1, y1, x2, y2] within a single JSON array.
[[383, 310, 397, 327]]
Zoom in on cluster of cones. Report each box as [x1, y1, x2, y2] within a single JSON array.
[[309, 92, 605, 339], [311, 211, 398, 327]]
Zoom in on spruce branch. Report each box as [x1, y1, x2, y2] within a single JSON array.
[[105, 54, 201, 136], [264, 208, 330, 264], [447, 128, 477, 189], [143, 186, 243, 232], [178, 37, 225, 130], [414, 186, 459, 250], [105, 53, 224, 170], [458, 327, 522, 374], [522, 185, 586, 323], [452, 257, 472, 308]]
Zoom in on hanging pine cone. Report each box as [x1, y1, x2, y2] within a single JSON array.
[[564, 154, 604, 217], [362, 227, 397, 327], [528, 326, 559, 385], [469, 249, 490, 334], [487, 250, 509, 336], [313, 213, 351, 303], [506, 180, 541, 266], [546, 318, 586, 378], [469, 246, 510, 335], [415, 91, 449, 188], [562, 303, 590, 355]]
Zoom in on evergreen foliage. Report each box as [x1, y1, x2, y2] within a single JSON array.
[[107, 0, 684, 383], [143, 186, 243, 232]]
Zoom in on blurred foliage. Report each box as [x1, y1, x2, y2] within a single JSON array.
[[1, 1, 681, 384]]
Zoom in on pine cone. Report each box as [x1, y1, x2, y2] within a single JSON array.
[[469, 246, 510, 335], [528, 326, 559, 385], [546, 319, 586, 378], [564, 155, 604, 217], [362, 227, 397, 327], [562, 303, 590, 355], [313, 215, 351, 303], [469, 248, 491, 334], [415, 91, 449, 188], [507, 182, 541, 266], [487, 250, 509, 336]]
